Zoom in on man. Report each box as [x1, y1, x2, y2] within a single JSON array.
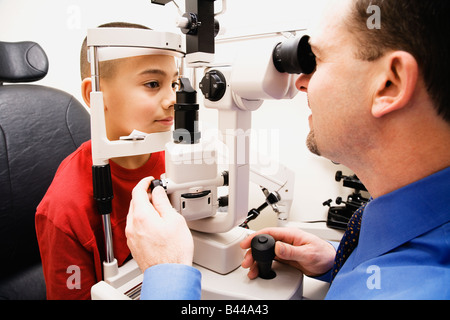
[[126, 0, 450, 299]]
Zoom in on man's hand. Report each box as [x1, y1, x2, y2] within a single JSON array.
[[240, 227, 336, 279], [125, 177, 194, 272]]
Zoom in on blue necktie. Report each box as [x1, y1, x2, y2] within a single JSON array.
[[331, 200, 370, 282]]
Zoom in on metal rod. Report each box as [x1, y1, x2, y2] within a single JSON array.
[[89, 46, 100, 92], [216, 29, 306, 44], [102, 214, 115, 263]]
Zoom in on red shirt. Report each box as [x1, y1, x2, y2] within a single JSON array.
[[35, 141, 165, 299]]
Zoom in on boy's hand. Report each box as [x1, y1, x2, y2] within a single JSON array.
[[125, 177, 194, 272], [240, 227, 336, 279]]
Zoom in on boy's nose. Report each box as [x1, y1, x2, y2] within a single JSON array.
[[162, 90, 176, 110]]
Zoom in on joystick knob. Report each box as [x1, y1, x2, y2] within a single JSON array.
[[251, 234, 277, 280]]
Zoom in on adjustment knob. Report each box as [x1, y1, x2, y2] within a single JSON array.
[[149, 179, 166, 193], [199, 70, 226, 102], [251, 234, 277, 280]]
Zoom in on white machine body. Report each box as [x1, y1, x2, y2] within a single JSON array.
[[88, 25, 304, 300]]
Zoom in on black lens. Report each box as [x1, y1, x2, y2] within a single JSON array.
[[173, 78, 201, 144], [272, 35, 316, 75]]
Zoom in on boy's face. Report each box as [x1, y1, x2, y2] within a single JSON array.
[[101, 55, 178, 140]]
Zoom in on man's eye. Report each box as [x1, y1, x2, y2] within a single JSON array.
[[172, 81, 180, 90], [145, 81, 160, 89]]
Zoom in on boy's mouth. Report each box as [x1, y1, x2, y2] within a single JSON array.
[[155, 117, 174, 126]]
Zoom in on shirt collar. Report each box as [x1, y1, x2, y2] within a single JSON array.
[[352, 166, 450, 267]]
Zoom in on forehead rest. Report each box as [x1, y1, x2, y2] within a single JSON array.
[[0, 41, 48, 83]]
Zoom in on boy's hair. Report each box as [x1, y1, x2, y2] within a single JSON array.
[[80, 22, 151, 80], [346, 0, 450, 124]]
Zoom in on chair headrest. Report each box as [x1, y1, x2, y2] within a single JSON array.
[[0, 41, 49, 83]]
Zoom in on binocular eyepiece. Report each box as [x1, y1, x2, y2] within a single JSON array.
[[273, 35, 316, 75]]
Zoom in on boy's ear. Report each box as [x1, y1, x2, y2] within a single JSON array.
[[81, 78, 92, 108], [371, 51, 419, 118]]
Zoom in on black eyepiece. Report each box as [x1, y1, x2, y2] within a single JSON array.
[[272, 35, 316, 75], [173, 78, 201, 144]]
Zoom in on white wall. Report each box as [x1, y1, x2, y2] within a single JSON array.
[[0, 0, 353, 236]]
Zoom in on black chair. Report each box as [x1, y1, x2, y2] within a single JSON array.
[[0, 41, 90, 299]]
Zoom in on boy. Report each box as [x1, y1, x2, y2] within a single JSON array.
[[36, 22, 179, 299]]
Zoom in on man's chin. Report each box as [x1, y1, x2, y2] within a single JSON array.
[[306, 130, 321, 156]]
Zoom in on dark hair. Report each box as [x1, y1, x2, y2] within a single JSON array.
[[80, 22, 151, 80], [346, 0, 450, 124]]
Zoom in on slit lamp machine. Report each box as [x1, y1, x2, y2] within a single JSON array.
[[89, 0, 316, 300]]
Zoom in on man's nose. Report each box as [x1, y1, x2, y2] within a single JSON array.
[[295, 73, 312, 93]]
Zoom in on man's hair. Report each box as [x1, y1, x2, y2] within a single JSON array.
[[80, 22, 151, 80], [346, 0, 450, 124]]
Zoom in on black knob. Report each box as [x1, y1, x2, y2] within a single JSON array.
[[179, 12, 199, 35], [149, 179, 165, 193], [266, 191, 281, 205], [335, 170, 344, 182], [251, 234, 277, 280], [199, 70, 226, 102]]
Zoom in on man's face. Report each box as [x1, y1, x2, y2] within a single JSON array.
[[101, 55, 178, 141], [296, 0, 379, 164]]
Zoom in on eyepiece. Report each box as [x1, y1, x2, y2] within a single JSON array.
[[272, 35, 316, 75], [173, 78, 201, 144]]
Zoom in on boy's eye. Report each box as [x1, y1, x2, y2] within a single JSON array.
[[145, 81, 160, 89]]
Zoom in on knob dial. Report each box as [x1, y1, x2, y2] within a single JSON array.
[[251, 234, 277, 280], [199, 70, 226, 102]]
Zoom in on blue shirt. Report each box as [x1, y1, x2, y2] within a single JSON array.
[[323, 167, 450, 300], [140, 264, 201, 300]]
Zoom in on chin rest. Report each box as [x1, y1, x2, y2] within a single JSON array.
[[0, 41, 90, 299]]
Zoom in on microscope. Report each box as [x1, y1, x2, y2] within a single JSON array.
[[90, 0, 316, 300]]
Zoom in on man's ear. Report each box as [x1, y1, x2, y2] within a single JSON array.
[[371, 51, 419, 118], [81, 78, 92, 108]]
